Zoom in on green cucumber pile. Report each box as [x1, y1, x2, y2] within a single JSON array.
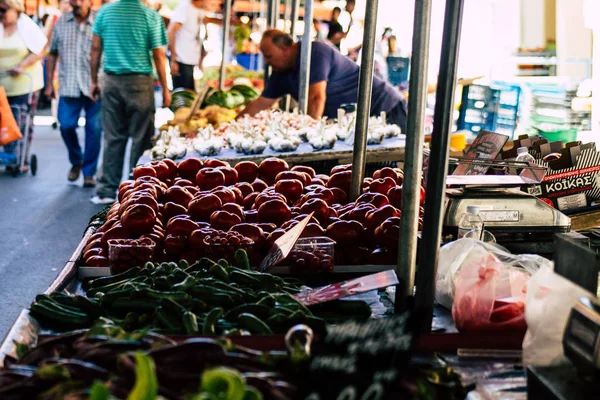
[[29, 250, 372, 335]]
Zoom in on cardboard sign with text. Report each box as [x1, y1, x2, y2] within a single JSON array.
[[301, 313, 416, 400], [452, 130, 510, 175]]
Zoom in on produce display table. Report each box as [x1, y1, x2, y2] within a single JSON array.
[[138, 136, 408, 167]]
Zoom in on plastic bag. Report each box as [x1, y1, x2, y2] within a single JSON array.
[[436, 238, 550, 310], [0, 87, 22, 146], [451, 252, 532, 332], [522, 265, 590, 366]]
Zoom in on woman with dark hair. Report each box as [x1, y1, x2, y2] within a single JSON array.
[[327, 6, 344, 50]]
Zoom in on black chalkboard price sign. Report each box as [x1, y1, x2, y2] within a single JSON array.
[[301, 313, 415, 400]]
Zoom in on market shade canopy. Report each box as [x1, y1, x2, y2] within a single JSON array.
[[232, 0, 332, 20]]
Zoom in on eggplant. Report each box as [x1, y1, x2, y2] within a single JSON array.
[[0, 366, 36, 388], [17, 330, 87, 366], [148, 338, 227, 368], [39, 359, 109, 383], [221, 352, 267, 373], [73, 340, 149, 370], [244, 375, 293, 400]]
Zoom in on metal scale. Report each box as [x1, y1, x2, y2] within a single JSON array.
[[441, 160, 571, 256]]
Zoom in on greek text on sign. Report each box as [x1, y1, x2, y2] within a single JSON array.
[[478, 210, 520, 222]]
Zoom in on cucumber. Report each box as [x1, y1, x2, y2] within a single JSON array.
[[209, 264, 230, 282], [224, 304, 271, 322], [182, 311, 199, 334], [203, 307, 224, 335], [238, 313, 273, 335], [234, 249, 251, 270]]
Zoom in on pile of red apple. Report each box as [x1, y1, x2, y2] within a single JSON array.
[[82, 157, 425, 268]]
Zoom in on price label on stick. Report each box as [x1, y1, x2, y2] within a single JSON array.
[[300, 313, 416, 400], [259, 213, 314, 272], [293, 270, 399, 306]]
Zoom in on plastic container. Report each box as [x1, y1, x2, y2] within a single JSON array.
[[457, 206, 483, 239], [108, 238, 156, 275], [287, 236, 335, 273], [205, 241, 254, 264]]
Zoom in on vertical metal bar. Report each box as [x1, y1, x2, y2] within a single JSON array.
[[349, 0, 380, 201], [395, 0, 433, 313], [290, 0, 300, 40], [264, 0, 279, 84], [219, 0, 233, 91], [284, 0, 292, 112], [414, 0, 465, 332], [298, 0, 314, 115]]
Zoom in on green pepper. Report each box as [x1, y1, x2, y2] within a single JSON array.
[[243, 387, 263, 400], [200, 367, 246, 400], [127, 352, 158, 400]]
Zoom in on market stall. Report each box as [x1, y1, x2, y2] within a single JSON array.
[[3, 0, 600, 399]]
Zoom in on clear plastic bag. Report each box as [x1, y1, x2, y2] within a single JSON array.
[[522, 266, 590, 366], [436, 239, 550, 310], [451, 252, 531, 332]]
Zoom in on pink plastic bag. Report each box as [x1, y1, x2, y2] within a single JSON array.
[[451, 253, 529, 332]]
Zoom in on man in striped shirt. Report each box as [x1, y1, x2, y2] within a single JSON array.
[[89, 0, 171, 204], [46, 0, 101, 188]]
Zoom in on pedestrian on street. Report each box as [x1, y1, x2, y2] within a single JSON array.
[[45, 0, 101, 187], [0, 0, 47, 172], [89, 0, 171, 204], [168, 0, 220, 90]]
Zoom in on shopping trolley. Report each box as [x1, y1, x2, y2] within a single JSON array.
[[0, 71, 38, 177]]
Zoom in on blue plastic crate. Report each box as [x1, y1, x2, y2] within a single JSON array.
[[236, 53, 261, 71], [386, 56, 410, 86], [457, 84, 500, 133]]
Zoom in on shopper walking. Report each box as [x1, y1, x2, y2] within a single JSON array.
[[45, 0, 101, 187], [0, 0, 47, 172], [168, 0, 219, 90], [89, 0, 170, 204]]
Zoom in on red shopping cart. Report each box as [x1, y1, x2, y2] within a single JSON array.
[[0, 71, 38, 177]]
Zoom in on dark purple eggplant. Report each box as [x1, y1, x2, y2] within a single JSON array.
[[17, 330, 87, 366], [148, 338, 227, 368], [73, 340, 149, 370], [244, 375, 291, 400], [0, 366, 36, 388], [221, 352, 267, 373], [39, 359, 109, 383]]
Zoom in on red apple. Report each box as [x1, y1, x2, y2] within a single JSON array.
[[133, 165, 156, 180], [387, 186, 403, 209], [299, 198, 329, 222], [164, 185, 193, 208], [216, 166, 238, 185], [210, 210, 242, 231], [211, 188, 237, 206], [196, 168, 225, 190], [204, 158, 230, 168], [222, 203, 245, 220], [365, 205, 401, 231], [373, 167, 401, 183], [177, 158, 203, 181], [243, 192, 259, 209], [355, 192, 389, 208], [330, 187, 348, 205], [330, 164, 352, 175], [188, 194, 222, 221], [257, 199, 292, 225], [259, 158, 289, 184], [234, 161, 259, 183], [163, 202, 188, 222], [369, 177, 396, 196], [326, 170, 352, 194], [251, 179, 268, 193], [234, 182, 254, 198], [291, 165, 316, 178], [275, 179, 304, 201]]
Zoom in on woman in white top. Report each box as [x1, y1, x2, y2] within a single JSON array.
[[0, 0, 47, 169]]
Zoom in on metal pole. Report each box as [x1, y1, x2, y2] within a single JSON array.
[[298, 0, 314, 115], [395, 0, 433, 314], [284, 0, 292, 112], [219, 0, 233, 91], [264, 0, 279, 84], [349, 0, 380, 201], [290, 0, 300, 40], [414, 0, 465, 332]]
